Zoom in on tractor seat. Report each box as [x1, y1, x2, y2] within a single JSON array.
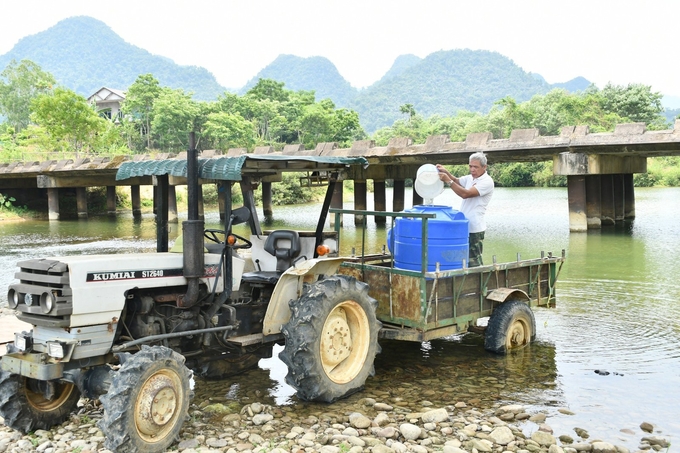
[[241, 230, 301, 285], [264, 230, 301, 271]]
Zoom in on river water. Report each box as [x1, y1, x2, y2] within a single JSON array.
[[1, 187, 678, 448]]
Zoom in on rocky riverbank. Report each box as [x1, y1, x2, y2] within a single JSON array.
[[0, 391, 671, 453]]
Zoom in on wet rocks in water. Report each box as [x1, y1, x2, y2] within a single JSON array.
[[641, 435, 670, 448], [0, 391, 668, 453], [594, 369, 624, 376], [639, 421, 654, 433], [575, 427, 590, 439]]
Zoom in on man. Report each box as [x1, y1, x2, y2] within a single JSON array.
[[436, 152, 494, 267]]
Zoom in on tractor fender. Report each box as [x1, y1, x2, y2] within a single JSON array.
[[262, 257, 346, 336], [485, 287, 530, 304]]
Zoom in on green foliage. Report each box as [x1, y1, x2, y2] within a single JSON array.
[[31, 87, 115, 153], [599, 83, 665, 128], [121, 74, 162, 150], [531, 162, 567, 187], [0, 193, 16, 209], [0, 59, 56, 132], [489, 162, 535, 187], [372, 86, 671, 187], [645, 156, 680, 186], [151, 88, 200, 151], [251, 173, 320, 205], [0, 192, 27, 215]]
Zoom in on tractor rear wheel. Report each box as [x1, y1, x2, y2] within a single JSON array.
[[280, 275, 381, 402]]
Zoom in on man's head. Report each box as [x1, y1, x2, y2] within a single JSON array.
[[468, 152, 488, 178]]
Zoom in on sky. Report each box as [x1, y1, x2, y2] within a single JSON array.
[[2, 0, 679, 106]]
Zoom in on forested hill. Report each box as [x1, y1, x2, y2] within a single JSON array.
[[350, 50, 553, 133], [0, 16, 226, 100], [1, 16, 593, 132], [250, 50, 589, 132], [239, 55, 357, 107]]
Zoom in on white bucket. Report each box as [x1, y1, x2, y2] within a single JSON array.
[[415, 164, 444, 202]]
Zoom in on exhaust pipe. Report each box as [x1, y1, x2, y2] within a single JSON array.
[[181, 132, 204, 307]]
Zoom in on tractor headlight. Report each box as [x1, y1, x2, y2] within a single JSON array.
[[14, 333, 32, 352], [46, 341, 64, 359], [7, 289, 19, 309], [40, 291, 56, 314]]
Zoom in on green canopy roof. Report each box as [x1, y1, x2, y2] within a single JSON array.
[[116, 154, 368, 181]]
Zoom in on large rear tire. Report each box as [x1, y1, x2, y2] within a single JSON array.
[[0, 371, 80, 432], [98, 346, 192, 453], [280, 275, 381, 403], [484, 300, 536, 354]]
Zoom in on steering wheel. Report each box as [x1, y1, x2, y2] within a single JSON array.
[[203, 228, 252, 250], [204, 228, 226, 244]]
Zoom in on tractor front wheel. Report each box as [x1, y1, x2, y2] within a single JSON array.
[[98, 345, 192, 453]]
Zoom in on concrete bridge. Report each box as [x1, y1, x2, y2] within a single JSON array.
[[1, 120, 679, 232]]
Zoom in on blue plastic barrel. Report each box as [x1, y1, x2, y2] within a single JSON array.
[[388, 205, 469, 272]]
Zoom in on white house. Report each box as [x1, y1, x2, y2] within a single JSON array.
[[88, 87, 125, 121]]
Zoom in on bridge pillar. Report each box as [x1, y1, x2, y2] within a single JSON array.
[[353, 180, 367, 225], [374, 180, 387, 225], [330, 181, 343, 227], [566, 176, 587, 232], [555, 153, 646, 231], [600, 175, 616, 225], [585, 175, 601, 229], [76, 187, 88, 218], [393, 180, 406, 213], [106, 186, 117, 215], [613, 174, 625, 221], [131, 185, 142, 218], [168, 185, 178, 223], [624, 174, 635, 219], [262, 182, 273, 222], [47, 188, 60, 221]]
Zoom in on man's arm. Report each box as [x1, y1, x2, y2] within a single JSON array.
[[436, 164, 480, 199]]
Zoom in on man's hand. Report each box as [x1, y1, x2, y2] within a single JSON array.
[[436, 164, 457, 185]]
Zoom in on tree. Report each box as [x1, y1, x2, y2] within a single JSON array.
[[246, 79, 290, 103], [121, 74, 161, 149], [598, 83, 665, 128], [400, 103, 416, 123], [203, 111, 255, 150], [150, 88, 200, 151], [0, 60, 56, 133], [31, 87, 108, 153]]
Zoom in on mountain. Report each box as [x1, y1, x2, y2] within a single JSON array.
[[348, 49, 552, 133], [377, 54, 422, 83], [240, 54, 358, 107], [551, 76, 592, 92], [246, 49, 590, 133], [0, 16, 226, 100], [1, 16, 594, 132]]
